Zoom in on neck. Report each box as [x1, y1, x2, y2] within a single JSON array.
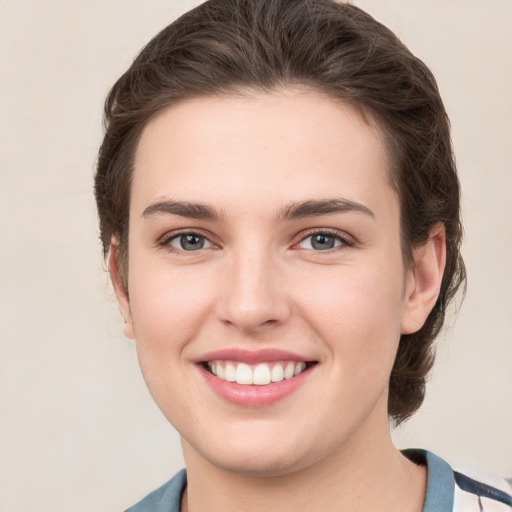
[[181, 411, 426, 512]]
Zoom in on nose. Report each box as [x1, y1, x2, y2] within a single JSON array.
[[216, 247, 291, 334]]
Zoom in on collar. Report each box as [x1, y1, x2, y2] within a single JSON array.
[[403, 449, 455, 512]]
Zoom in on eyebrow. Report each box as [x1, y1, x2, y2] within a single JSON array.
[[142, 200, 225, 221], [275, 198, 375, 222], [142, 198, 374, 222]]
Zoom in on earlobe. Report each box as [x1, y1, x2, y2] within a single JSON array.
[[401, 223, 446, 334], [108, 243, 135, 339]]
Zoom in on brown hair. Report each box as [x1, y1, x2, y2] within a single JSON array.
[[95, 0, 466, 424]]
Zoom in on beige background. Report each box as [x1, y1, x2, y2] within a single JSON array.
[[1, 1, 511, 510]]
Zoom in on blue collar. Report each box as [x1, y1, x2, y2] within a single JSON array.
[[125, 468, 186, 512], [403, 449, 455, 512]]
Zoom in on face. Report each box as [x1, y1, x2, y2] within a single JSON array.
[[113, 89, 437, 477]]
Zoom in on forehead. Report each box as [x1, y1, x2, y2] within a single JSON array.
[[132, 89, 396, 219]]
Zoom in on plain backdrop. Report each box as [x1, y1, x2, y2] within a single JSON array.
[[1, 1, 511, 511]]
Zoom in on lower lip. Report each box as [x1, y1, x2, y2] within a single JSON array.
[[199, 364, 315, 407]]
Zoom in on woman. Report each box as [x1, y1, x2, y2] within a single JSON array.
[[94, 0, 512, 510]]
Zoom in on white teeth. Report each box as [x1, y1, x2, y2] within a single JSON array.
[[271, 364, 284, 382], [207, 360, 310, 385], [253, 364, 271, 385], [224, 362, 236, 382], [235, 363, 253, 385], [284, 362, 295, 380], [294, 362, 306, 376]]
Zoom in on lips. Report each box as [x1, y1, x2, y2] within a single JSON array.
[[197, 349, 317, 406]]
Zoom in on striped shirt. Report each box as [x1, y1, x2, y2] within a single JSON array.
[[403, 450, 512, 512]]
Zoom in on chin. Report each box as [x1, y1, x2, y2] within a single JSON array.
[[206, 449, 310, 478], [182, 426, 319, 478]]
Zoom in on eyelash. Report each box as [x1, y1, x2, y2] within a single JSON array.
[[296, 228, 354, 252], [158, 228, 354, 254], [158, 230, 214, 254]]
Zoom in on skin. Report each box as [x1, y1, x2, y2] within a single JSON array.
[[110, 89, 446, 512]]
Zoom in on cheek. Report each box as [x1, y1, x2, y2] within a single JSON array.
[[294, 262, 404, 370], [128, 262, 216, 355], [127, 264, 218, 416]]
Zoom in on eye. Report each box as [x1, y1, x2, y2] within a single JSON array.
[[167, 233, 212, 251], [297, 231, 349, 251]]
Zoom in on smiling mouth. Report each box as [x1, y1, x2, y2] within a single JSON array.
[[202, 360, 316, 386]]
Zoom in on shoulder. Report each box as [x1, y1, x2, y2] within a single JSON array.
[[403, 449, 512, 512], [124, 469, 187, 512]]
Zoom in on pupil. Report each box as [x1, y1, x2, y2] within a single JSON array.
[[181, 235, 204, 250], [312, 234, 334, 250]]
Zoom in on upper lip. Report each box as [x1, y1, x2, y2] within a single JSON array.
[[197, 348, 314, 364]]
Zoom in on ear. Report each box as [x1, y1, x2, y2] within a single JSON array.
[[401, 223, 446, 334], [108, 243, 135, 339]]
